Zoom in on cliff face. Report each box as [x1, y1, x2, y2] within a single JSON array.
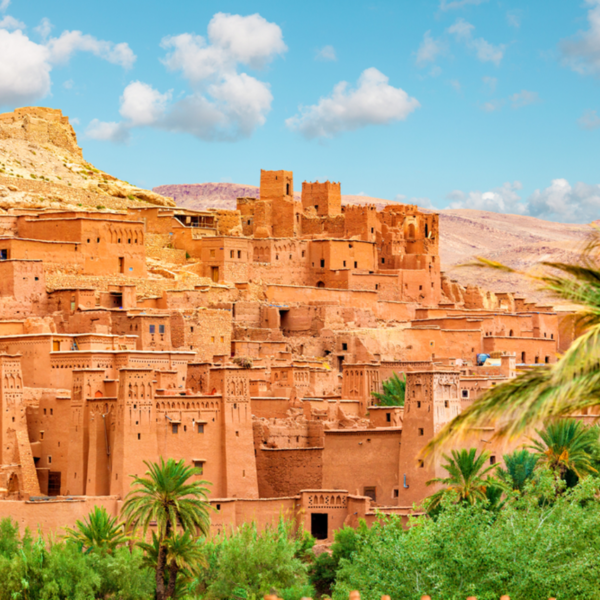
[[0, 107, 82, 157], [0, 106, 175, 211]]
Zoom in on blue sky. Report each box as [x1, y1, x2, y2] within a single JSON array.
[[0, 0, 599, 222]]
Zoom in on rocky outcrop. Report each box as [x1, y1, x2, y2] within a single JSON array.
[[0, 107, 82, 157]]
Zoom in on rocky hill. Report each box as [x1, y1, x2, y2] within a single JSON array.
[[154, 182, 589, 305], [0, 107, 176, 212]]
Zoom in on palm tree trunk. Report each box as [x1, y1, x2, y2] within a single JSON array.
[[156, 542, 168, 600], [165, 559, 179, 599]]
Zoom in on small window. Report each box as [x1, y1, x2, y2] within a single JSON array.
[[137, 433, 141, 440], [48, 456, 52, 464], [35, 276, 39, 281], [87, 239, 90, 243], [172, 423, 179, 434], [230, 250, 234, 258], [444, 400, 449, 408], [418, 428, 424, 436], [40, 431, 44, 440], [197, 423, 204, 433], [302, 250, 305, 257], [96, 237, 100, 243], [393, 489, 399, 498], [419, 285, 423, 291], [354, 261, 357, 268], [381, 257, 385, 264], [44, 408, 47, 415], [416, 401, 421, 408], [159, 324, 165, 334], [149, 324, 155, 334], [220, 336, 224, 343], [364, 487, 377, 501], [193, 460, 204, 474], [50, 408, 53, 415], [490, 456, 496, 465], [238, 250, 241, 259], [371, 228, 374, 233], [343, 261, 346, 267], [247, 220, 251, 225], [386, 413, 391, 422], [462, 389, 469, 398], [418, 460, 424, 468], [342, 343, 348, 351], [216, 503, 221, 511], [210, 249, 216, 258], [320, 259, 325, 267], [211, 336, 215, 343], [545, 356, 550, 364]]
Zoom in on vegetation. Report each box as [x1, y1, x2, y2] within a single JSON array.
[[496, 448, 538, 492], [63, 505, 128, 553], [371, 372, 406, 406], [424, 448, 503, 512], [122, 457, 212, 600], [426, 232, 600, 454]]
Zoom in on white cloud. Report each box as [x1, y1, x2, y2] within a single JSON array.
[[579, 108, 600, 129], [286, 67, 419, 139], [46, 30, 136, 69], [448, 178, 600, 223], [0, 29, 51, 105], [440, 0, 488, 10], [35, 17, 53, 40], [63, 79, 74, 90], [560, 0, 600, 76], [0, 15, 24, 30], [510, 89, 539, 108], [0, 0, 10, 12], [481, 99, 504, 112], [0, 24, 135, 106], [528, 179, 600, 222], [416, 31, 445, 66], [448, 18, 504, 65], [448, 181, 526, 214], [316, 45, 336, 61], [482, 75, 497, 92], [86, 119, 129, 143], [119, 81, 171, 126], [89, 13, 284, 143], [506, 10, 522, 28]]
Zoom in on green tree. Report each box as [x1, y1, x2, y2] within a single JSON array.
[[497, 449, 539, 492], [425, 236, 600, 453], [121, 457, 211, 600], [63, 505, 128, 554], [371, 372, 406, 406], [529, 420, 599, 482], [425, 448, 503, 511]]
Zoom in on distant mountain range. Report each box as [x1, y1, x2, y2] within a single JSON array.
[[154, 182, 590, 306]]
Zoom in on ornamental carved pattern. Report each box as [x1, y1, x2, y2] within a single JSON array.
[[225, 375, 249, 402], [307, 493, 347, 509]]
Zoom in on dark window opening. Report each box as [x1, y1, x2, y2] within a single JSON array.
[[311, 513, 328, 540], [320, 259, 325, 268], [197, 423, 204, 433], [159, 324, 165, 334], [364, 487, 377, 501], [354, 261, 358, 268], [172, 423, 179, 434], [342, 343, 348, 351], [386, 413, 391, 422]]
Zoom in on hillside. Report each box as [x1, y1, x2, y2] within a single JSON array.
[[154, 182, 589, 305], [0, 107, 176, 212]]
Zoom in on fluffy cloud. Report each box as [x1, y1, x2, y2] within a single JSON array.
[[0, 22, 135, 106], [416, 31, 445, 66], [448, 18, 504, 65], [286, 68, 419, 139], [560, 0, 600, 76], [89, 13, 284, 143], [448, 179, 600, 223], [316, 45, 336, 61], [439, 0, 488, 10], [47, 30, 135, 68], [35, 18, 53, 40], [0, 0, 9, 12], [0, 15, 24, 30], [579, 109, 600, 129]]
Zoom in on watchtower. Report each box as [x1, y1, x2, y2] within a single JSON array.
[[302, 181, 341, 217]]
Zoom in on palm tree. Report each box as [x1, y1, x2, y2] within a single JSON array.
[[425, 448, 503, 511], [139, 530, 206, 599], [63, 505, 127, 554], [424, 232, 600, 454], [496, 449, 539, 492], [121, 457, 212, 600], [371, 372, 406, 406], [529, 420, 599, 481]]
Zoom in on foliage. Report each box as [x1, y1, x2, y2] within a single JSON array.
[[371, 372, 406, 406], [426, 231, 600, 453], [334, 478, 600, 600], [0, 517, 153, 600], [529, 420, 599, 482], [63, 504, 128, 554], [195, 519, 313, 600], [424, 448, 503, 512], [122, 457, 211, 600], [496, 449, 539, 492]]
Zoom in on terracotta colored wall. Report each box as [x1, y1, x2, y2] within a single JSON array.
[[256, 448, 322, 497]]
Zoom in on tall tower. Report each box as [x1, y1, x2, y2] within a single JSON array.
[[301, 181, 341, 217], [211, 367, 259, 498], [0, 354, 40, 496], [397, 370, 461, 506], [110, 368, 156, 498], [260, 170, 298, 238]]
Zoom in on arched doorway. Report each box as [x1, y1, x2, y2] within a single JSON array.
[[7, 473, 19, 496], [316, 281, 325, 288]]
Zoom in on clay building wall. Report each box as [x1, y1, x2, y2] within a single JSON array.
[[47, 289, 96, 314], [322, 428, 401, 505], [309, 239, 376, 272], [343, 204, 379, 242], [347, 272, 401, 301], [250, 397, 291, 419], [200, 237, 250, 283], [404, 327, 482, 363], [302, 181, 341, 217], [126, 207, 175, 234], [368, 406, 404, 428], [256, 448, 323, 497], [250, 239, 310, 286], [0, 237, 82, 266], [482, 336, 557, 364], [111, 313, 172, 351], [170, 309, 232, 362]]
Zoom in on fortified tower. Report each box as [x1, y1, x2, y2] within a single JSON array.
[[397, 370, 461, 506], [259, 170, 298, 238], [302, 181, 341, 217]]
